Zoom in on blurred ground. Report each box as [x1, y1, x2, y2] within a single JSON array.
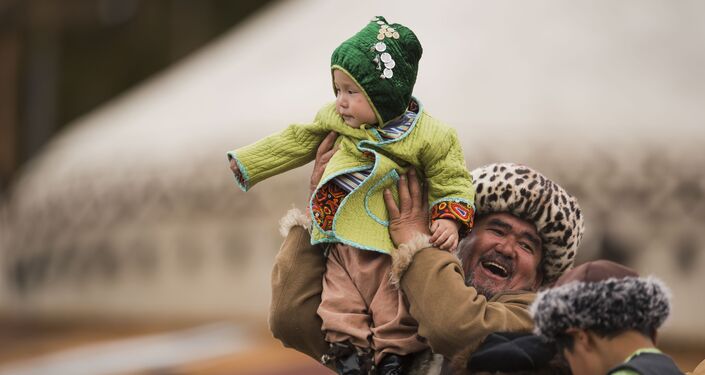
[[0, 317, 331, 375], [0, 317, 702, 374]]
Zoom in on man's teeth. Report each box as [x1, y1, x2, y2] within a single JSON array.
[[483, 261, 508, 277]]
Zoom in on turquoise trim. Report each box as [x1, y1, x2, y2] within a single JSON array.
[[306, 98, 425, 253], [330, 148, 380, 234], [308, 164, 374, 236], [369, 127, 384, 142], [308, 139, 398, 254], [364, 169, 400, 226], [226, 151, 250, 192], [375, 96, 423, 146], [311, 233, 388, 254], [332, 145, 397, 251]]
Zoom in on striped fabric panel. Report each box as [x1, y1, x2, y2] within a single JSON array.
[[377, 111, 414, 140], [331, 107, 418, 192], [333, 169, 372, 193]]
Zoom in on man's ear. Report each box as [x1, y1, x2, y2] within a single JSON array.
[[531, 271, 544, 291], [566, 328, 593, 352]]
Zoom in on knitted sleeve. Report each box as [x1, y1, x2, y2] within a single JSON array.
[[226, 105, 334, 191], [419, 126, 476, 233]]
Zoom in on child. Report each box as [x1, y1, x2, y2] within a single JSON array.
[[227, 16, 475, 374]]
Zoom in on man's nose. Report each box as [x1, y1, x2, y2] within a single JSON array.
[[494, 238, 516, 259]]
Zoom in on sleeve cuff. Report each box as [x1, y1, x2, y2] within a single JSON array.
[[430, 200, 475, 237], [227, 151, 250, 192], [389, 233, 433, 288], [279, 208, 312, 237]]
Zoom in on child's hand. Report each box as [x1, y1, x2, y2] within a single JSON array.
[[230, 158, 248, 187], [229, 158, 239, 174], [430, 218, 460, 251]]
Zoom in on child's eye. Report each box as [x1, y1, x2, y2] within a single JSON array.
[[348, 89, 356, 94]]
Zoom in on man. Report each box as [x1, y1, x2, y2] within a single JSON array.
[[269, 133, 584, 373], [531, 260, 683, 375]]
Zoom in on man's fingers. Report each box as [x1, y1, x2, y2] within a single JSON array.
[[398, 173, 411, 213], [316, 132, 338, 157], [421, 181, 429, 210], [384, 188, 400, 219], [408, 169, 422, 211], [320, 144, 339, 164]]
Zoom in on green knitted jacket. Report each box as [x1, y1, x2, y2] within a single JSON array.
[[227, 101, 474, 254]]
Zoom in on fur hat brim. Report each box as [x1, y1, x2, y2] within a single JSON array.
[[531, 276, 671, 340]]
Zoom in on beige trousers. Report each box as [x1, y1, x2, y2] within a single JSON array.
[[317, 244, 428, 363]]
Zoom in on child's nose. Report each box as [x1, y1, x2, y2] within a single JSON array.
[[336, 94, 347, 108]]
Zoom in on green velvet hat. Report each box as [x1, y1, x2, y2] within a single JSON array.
[[331, 16, 423, 125]]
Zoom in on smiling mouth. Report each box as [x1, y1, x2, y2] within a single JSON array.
[[482, 261, 509, 278]]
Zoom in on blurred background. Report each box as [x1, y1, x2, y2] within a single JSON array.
[[1, 0, 704, 373]]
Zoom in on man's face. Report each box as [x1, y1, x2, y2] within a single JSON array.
[[459, 212, 543, 297], [563, 347, 595, 375], [561, 330, 602, 375]]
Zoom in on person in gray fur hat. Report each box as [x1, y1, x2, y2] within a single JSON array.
[[269, 134, 585, 374], [531, 260, 683, 375]]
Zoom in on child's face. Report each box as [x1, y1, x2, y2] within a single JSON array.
[[333, 69, 377, 128]]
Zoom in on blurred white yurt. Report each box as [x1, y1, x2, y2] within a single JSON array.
[[1, 0, 705, 349]]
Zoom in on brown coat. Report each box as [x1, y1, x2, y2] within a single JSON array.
[[269, 225, 536, 368], [688, 359, 705, 375]]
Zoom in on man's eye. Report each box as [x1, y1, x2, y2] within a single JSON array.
[[520, 243, 534, 253], [489, 228, 504, 236]]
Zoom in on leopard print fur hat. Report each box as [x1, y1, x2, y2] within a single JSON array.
[[470, 163, 585, 284]]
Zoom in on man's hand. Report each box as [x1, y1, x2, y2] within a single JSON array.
[[430, 218, 460, 251], [383, 169, 432, 247], [309, 132, 339, 199]]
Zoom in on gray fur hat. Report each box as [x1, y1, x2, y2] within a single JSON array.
[[531, 260, 671, 341], [470, 163, 585, 283]]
